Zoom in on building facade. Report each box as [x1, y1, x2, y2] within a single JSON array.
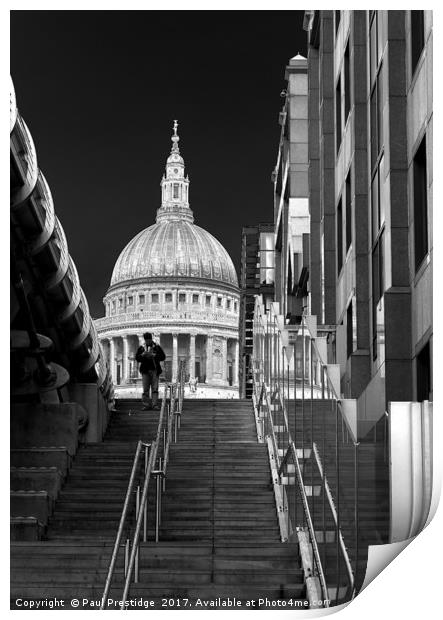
[[95, 123, 240, 397], [272, 54, 311, 324], [239, 223, 275, 398], [245, 13, 433, 597], [303, 10, 432, 413]]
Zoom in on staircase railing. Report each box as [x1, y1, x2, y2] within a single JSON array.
[[254, 375, 329, 606], [100, 361, 186, 610], [251, 297, 377, 606]]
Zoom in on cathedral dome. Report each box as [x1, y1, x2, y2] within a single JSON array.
[[111, 220, 238, 287], [109, 120, 238, 290]]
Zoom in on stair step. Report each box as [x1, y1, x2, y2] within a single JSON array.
[[11, 398, 309, 603]]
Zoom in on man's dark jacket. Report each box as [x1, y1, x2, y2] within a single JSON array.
[[135, 342, 166, 375]]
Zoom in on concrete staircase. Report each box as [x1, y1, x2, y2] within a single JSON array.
[[11, 399, 307, 610]]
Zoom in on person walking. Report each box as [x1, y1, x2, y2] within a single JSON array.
[[135, 332, 166, 410]]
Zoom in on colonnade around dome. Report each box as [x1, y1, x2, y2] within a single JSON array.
[[99, 331, 239, 390], [102, 287, 239, 321]]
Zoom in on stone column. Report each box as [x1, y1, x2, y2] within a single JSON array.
[[206, 335, 213, 383], [189, 334, 196, 380], [109, 338, 116, 381], [222, 337, 228, 383], [172, 333, 178, 382], [122, 336, 129, 383], [234, 340, 239, 386]]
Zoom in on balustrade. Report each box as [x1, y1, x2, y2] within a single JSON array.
[[95, 308, 238, 330]]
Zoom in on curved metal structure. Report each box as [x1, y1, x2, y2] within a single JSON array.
[[10, 76, 113, 401]]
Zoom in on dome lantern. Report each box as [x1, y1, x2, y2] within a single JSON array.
[[157, 120, 193, 224]]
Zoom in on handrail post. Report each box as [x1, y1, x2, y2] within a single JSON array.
[[100, 440, 143, 609], [155, 462, 162, 543], [121, 440, 157, 607], [124, 539, 130, 578], [143, 444, 149, 542], [135, 486, 140, 583]]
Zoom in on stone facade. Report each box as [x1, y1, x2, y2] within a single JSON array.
[[304, 10, 433, 409], [272, 54, 310, 323]]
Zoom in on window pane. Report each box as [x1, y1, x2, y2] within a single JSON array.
[[344, 42, 351, 121], [411, 11, 425, 75], [347, 302, 353, 358], [416, 341, 432, 401], [337, 198, 343, 274], [346, 172, 352, 251], [370, 14, 377, 83], [413, 136, 428, 271], [371, 169, 379, 241], [372, 243, 380, 357], [377, 12, 384, 65], [377, 66, 384, 150], [379, 155, 386, 227], [379, 230, 384, 296], [336, 80, 342, 154], [335, 10, 341, 34], [370, 87, 377, 170]]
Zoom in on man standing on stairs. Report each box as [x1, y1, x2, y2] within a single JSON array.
[[136, 332, 166, 410]]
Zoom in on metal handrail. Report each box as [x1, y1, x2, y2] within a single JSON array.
[[161, 388, 176, 475], [100, 439, 147, 608], [100, 361, 186, 610], [100, 428, 160, 611], [100, 363, 184, 609], [312, 442, 354, 591], [252, 359, 329, 606], [252, 298, 360, 604], [121, 437, 159, 605], [299, 312, 356, 443]]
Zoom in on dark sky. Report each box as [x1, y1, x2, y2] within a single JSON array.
[[10, 10, 306, 317]]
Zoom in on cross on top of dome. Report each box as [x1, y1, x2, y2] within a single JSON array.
[[171, 119, 180, 153]]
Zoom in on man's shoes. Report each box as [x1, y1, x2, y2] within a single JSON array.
[[142, 405, 152, 411]]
